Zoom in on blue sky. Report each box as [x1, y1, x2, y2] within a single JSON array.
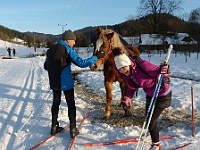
[[0, 0, 199, 35]]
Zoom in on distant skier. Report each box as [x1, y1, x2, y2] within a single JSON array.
[[13, 48, 16, 56], [7, 47, 12, 57]]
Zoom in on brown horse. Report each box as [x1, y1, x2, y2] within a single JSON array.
[[90, 26, 140, 120]]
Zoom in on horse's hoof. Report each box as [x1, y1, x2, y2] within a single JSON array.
[[103, 116, 110, 120], [124, 112, 132, 117], [103, 112, 111, 120], [124, 108, 133, 117]]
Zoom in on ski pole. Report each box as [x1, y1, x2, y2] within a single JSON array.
[[140, 75, 165, 150], [14, 89, 51, 136], [136, 45, 173, 150], [135, 78, 162, 150], [136, 67, 165, 150]]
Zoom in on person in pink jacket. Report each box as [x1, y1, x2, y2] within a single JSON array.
[[112, 47, 171, 150]]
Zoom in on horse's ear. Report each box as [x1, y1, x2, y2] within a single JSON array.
[[96, 26, 102, 35], [106, 32, 114, 40]]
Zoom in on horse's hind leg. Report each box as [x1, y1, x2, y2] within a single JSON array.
[[104, 81, 112, 120]]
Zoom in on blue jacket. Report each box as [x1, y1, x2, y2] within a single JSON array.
[[46, 40, 97, 90]]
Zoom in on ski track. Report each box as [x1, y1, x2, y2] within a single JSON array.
[[0, 58, 48, 150], [0, 58, 33, 149], [0, 61, 10, 79]]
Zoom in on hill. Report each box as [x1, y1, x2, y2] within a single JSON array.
[[73, 13, 200, 48], [0, 13, 200, 48]]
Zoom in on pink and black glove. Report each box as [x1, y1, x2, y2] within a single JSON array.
[[160, 64, 169, 74], [122, 96, 131, 107]]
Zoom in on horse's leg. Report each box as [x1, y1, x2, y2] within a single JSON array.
[[104, 81, 112, 120], [119, 81, 126, 104]]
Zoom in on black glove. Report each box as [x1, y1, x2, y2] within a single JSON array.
[[44, 61, 47, 71], [95, 51, 105, 59]]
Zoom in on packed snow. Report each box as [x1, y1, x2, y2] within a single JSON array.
[[0, 39, 200, 150]]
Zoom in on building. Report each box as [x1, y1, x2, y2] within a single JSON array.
[[123, 33, 198, 51]]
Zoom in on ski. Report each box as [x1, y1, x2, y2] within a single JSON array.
[[172, 142, 192, 150], [67, 113, 90, 150], [29, 115, 89, 150], [84, 135, 177, 147], [29, 126, 69, 150]]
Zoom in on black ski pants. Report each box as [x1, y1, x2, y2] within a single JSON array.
[[145, 106, 164, 143], [51, 88, 76, 127], [145, 91, 172, 143]]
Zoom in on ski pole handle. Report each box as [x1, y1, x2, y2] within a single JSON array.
[[162, 44, 173, 65]]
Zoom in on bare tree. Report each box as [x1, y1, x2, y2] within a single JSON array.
[[189, 7, 200, 24], [137, 0, 183, 33]]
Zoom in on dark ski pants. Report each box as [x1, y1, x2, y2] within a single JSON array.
[[145, 91, 172, 143], [51, 88, 76, 127], [145, 106, 164, 143]]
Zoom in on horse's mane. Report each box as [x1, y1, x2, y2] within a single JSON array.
[[96, 26, 140, 58], [111, 30, 140, 58], [109, 30, 129, 55]]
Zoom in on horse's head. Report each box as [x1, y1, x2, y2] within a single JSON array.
[[90, 26, 128, 71]]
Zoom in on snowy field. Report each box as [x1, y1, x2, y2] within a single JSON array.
[[0, 39, 200, 150]]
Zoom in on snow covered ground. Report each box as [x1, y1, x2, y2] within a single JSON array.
[[0, 39, 200, 150]]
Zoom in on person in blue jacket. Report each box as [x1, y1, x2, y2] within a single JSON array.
[[44, 30, 104, 138]]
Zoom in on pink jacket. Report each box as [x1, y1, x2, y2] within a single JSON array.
[[115, 57, 171, 99]]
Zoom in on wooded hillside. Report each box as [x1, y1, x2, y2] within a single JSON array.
[[0, 13, 200, 49]]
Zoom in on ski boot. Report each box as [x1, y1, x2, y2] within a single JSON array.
[[51, 124, 64, 135], [149, 142, 162, 150], [70, 126, 79, 138]]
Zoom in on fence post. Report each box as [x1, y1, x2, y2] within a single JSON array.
[[191, 86, 194, 137]]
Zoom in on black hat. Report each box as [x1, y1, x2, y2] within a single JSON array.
[[63, 30, 76, 40]]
